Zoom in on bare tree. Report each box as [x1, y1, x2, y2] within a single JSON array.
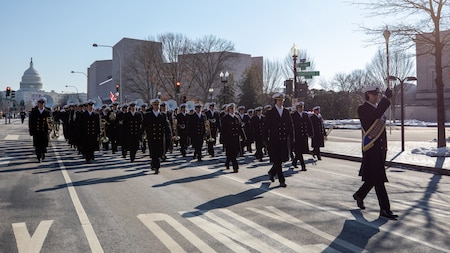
[[356, 0, 450, 147], [180, 35, 236, 103], [263, 58, 283, 94], [122, 41, 162, 103], [366, 47, 415, 120]]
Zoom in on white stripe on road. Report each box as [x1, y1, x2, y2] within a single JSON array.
[[12, 220, 53, 253], [5, 135, 19, 140], [52, 145, 104, 253], [200, 165, 450, 253]]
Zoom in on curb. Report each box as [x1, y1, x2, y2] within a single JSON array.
[[321, 152, 450, 176]]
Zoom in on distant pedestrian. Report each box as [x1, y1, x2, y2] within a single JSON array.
[[352, 85, 398, 220], [310, 106, 326, 160], [264, 93, 294, 187], [20, 110, 26, 124]]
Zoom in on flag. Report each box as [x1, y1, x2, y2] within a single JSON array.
[[110, 91, 117, 102]]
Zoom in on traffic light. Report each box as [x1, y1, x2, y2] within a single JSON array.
[[11, 90, 15, 99], [6, 86, 11, 96], [115, 84, 119, 92], [176, 81, 181, 93]]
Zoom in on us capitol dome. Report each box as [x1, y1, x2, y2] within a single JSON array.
[[20, 58, 43, 91]]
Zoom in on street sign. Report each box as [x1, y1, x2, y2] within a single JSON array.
[[298, 62, 310, 68], [297, 71, 320, 76]]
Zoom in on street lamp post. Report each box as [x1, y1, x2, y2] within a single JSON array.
[[208, 87, 214, 102], [65, 85, 79, 101], [93, 43, 122, 103], [220, 71, 229, 104], [383, 28, 392, 133], [71, 70, 87, 97], [290, 43, 300, 99], [388, 76, 417, 152]]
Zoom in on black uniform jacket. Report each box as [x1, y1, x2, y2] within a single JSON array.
[[263, 106, 294, 163], [358, 97, 390, 183], [143, 111, 170, 158], [29, 107, 51, 148], [292, 111, 313, 154]]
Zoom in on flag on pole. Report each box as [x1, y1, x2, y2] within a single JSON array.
[[109, 91, 117, 102]]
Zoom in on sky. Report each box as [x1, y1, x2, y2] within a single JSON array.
[[0, 0, 389, 94]]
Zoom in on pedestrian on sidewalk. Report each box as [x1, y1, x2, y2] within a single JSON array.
[[353, 85, 398, 220]]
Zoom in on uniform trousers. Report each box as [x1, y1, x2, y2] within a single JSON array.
[[355, 181, 390, 210]]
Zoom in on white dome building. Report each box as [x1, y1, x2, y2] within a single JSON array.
[[20, 58, 43, 91]]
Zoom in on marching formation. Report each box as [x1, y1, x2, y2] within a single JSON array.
[[28, 87, 399, 219], [28, 93, 328, 185]]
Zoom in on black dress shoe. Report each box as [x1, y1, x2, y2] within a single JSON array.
[[279, 183, 287, 187], [301, 167, 307, 171], [353, 193, 366, 210], [380, 210, 398, 219]]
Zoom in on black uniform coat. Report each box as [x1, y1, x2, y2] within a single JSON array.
[[251, 114, 265, 144], [205, 110, 221, 139], [79, 110, 100, 151], [358, 98, 390, 183], [176, 112, 189, 137], [29, 107, 51, 149], [221, 114, 245, 157], [188, 112, 206, 148], [142, 111, 170, 159], [310, 113, 326, 148], [263, 106, 294, 163], [292, 111, 313, 154], [123, 111, 143, 151]]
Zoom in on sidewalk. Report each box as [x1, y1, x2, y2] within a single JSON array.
[[322, 138, 450, 175]]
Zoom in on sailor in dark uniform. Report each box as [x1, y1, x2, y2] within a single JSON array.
[[291, 102, 313, 171], [79, 100, 100, 163], [176, 104, 190, 157], [108, 101, 120, 154], [142, 99, 171, 174], [263, 93, 294, 187], [353, 86, 398, 219], [251, 106, 265, 162], [188, 104, 206, 161], [310, 106, 327, 160], [205, 102, 220, 157], [28, 97, 51, 162], [221, 103, 246, 172], [123, 101, 143, 162]]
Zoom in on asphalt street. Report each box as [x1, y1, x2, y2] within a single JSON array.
[[1, 118, 449, 253]]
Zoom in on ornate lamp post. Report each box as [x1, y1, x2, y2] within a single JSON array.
[[208, 87, 214, 102], [93, 43, 122, 103], [220, 71, 229, 104], [290, 43, 300, 99]]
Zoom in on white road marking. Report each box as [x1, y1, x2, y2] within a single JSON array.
[[198, 165, 450, 253], [52, 145, 104, 253], [5, 135, 19, 140], [12, 220, 53, 253], [137, 213, 216, 253]]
